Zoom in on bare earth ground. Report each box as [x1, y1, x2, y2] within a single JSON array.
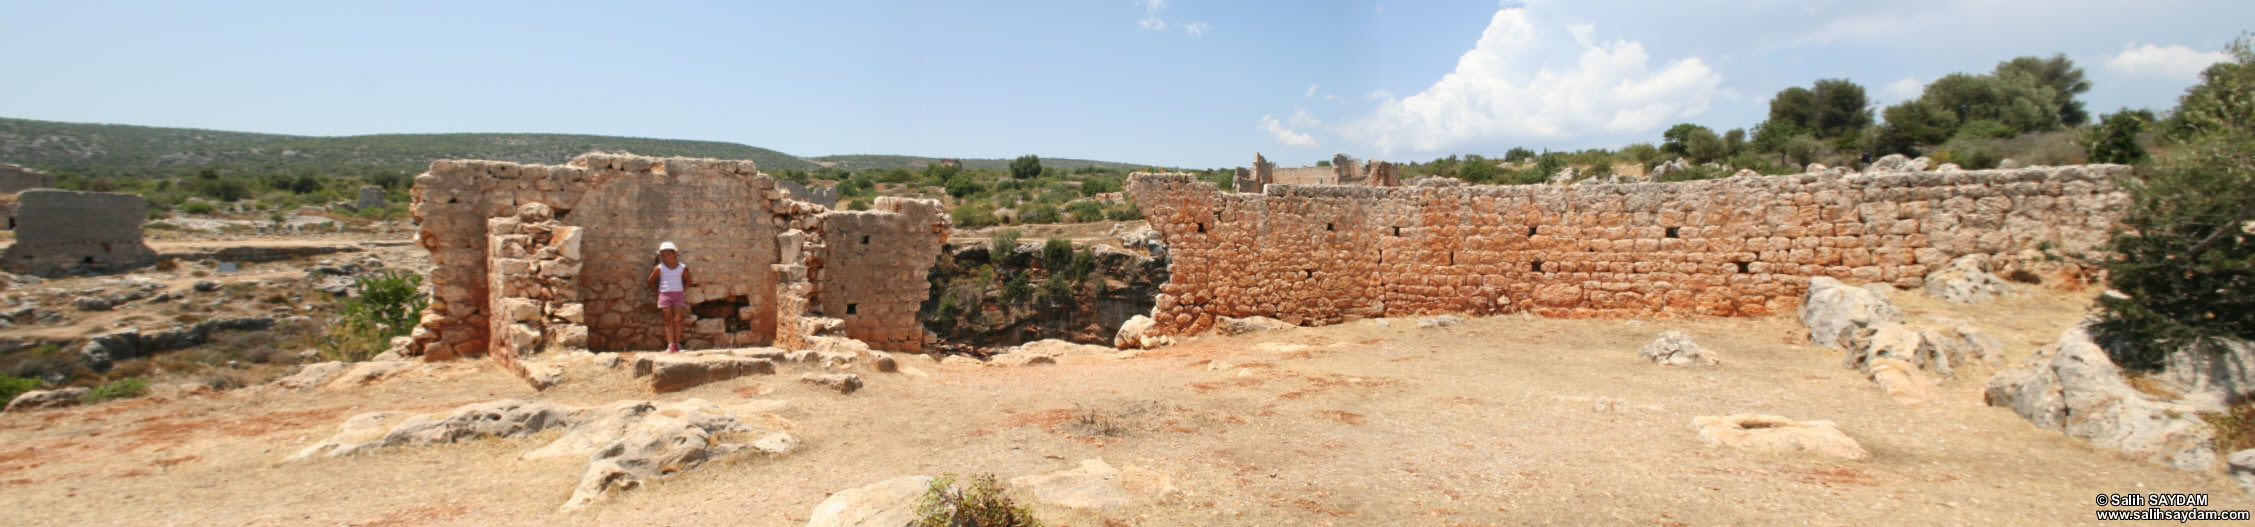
[[2, 286, 2246, 526]]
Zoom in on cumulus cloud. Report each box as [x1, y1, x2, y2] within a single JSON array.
[[1183, 22, 1210, 36], [1343, 7, 1723, 155], [2106, 43, 2230, 80], [1290, 107, 1322, 127], [1305, 84, 1319, 98], [1135, 0, 1207, 36], [1259, 114, 1317, 147]]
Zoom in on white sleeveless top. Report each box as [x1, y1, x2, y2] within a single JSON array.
[[657, 263, 686, 292]]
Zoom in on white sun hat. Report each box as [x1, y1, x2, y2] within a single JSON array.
[[657, 241, 678, 254]]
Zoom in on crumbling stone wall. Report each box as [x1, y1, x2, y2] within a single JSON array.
[[1, 190, 157, 276], [1126, 166, 2128, 335], [409, 153, 949, 362], [799, 198, 950, 352], [1237, 153, 1399, 194], [776, 180, 839, 210], [0, 163, 53, 194]]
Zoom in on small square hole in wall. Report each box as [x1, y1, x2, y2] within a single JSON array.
[[1736, 261, 1751, 274], [1326, 223, 1335, 231], [1197, 223, 1206, 233], [1531, 260, 1543, 272], [1666, 227, 1679, 239], [1392, 226, 1402, 236], [1527, 226, 1537, 236], [846, 303, 858, 315], [860, 235, 870, 245]]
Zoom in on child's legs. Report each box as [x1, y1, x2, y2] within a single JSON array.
[[666, 305, 685, 343]]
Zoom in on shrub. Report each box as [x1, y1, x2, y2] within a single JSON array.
[[1040, 238, 1073, 270], [1078, 177, 1121, 196], [913, 474, 1043, 527], [1104, 203, 1142, 221], [992, 229, 1022, 257], [0, 375, 38, 405], [950, 201, 998, 229], [84, 377, 149, 402], [1065, 201, 1104, 223], [2088, 110, 2150, 164], [1040, 273, 1073, 302], [322, 270, 427, 361], [1018, 204, 1060, 224], [181, 201, 216, 215], [1658, 165, 1728, 182], [1003, 274, 1031, 301]]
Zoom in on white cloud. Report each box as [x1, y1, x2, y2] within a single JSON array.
[[1134, 0, 1205, 36], [1305, 84, 1319, 98], [1323, 94, 1343, 103], [1342, 7, 1723, 155], [1366, 89, 1394, 101], [1882, 77, 1923, 101], [1183, 22, 1210, 36], [1259, 114, 1317, 147], [1290, 107, 1322, 127], [2106, 43, 2230, 81], [1138, 17, 1167, 31], [1567, 23, 1595, 48]]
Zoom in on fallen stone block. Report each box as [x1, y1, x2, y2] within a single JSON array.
[[800, 373, 863, 395], [1216, 316, 1293, 336], [805, 475, 934, 527], [630, 354, 776, 393]]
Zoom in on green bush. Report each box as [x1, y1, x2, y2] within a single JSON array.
[[913, 474, 1043, 527], [1018, 204, 1060, 224], [2088, 110, 2150, 164], [1003, 274, 1031, 301], [2096, 35, 2255, 370], [84, 377, 149, 402], [1104, 203, 1142, 221], [1078, 177, 1121, 196], [322, 270, 427, 362], [1065, 201, 1104, 223], [950, 201, 998, 229], [0, 375, 39, 405], [991, 229, 1023, 265], [1068, 248, 1095, 281], [1040, 238, 1073, 269], [181, 201, 216, 215], [1658, 165, 1728, 182]]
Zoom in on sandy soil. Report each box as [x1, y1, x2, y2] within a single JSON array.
[[2, 286, 2245, 526]]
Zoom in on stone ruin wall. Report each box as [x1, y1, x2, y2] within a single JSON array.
[[408, 153, 949, 366], [0, 163, 54, 195], [1127, 165, 2128, 336], [1237, 153, 1400, 193], [1, 189, 157, 276]]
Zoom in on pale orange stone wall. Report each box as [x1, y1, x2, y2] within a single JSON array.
[[1126, 166, 2128, 336]]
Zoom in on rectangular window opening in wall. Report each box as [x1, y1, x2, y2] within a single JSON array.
[[1735, 261, 1751, 274], [846, 303, 858, 315], [1448, 251, 1456, 265], [860, 235, 870, 245], [1531, 260, 1543, 272], [1666, 227, 1679, 239], [1527, 226, 1537, 236], [1392, 226, 1402, 237], [1326, 222, 1335, 231], [1197, 223, 1206, 233]]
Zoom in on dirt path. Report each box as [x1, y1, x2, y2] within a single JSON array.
[[1, 288, 2243, 526]]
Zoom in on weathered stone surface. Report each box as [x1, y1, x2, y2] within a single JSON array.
[[1416, 315, 1463, 329], [1009, 458, 1178, 511], [629, 354, 776, 393], [2156, 337, 2255, 413], [1985, 324, 2218, 471], [1690, 414, 1869, 460], [1922, 255, 2017, 304], [323, 361, 419, 390], [1638, 331, 1717, 366], [0, 162, 54, 194], [5, 387, 87, 412], [270, 361, 350, 391], [1, 190, 157, 276], [1841, 322, 1923, 373], [800, 373, 863, 394], [1868, 358, 1941, 405], [1802, 277, 1905, 349], [290, 400, 578, 459], [1216, 316, 1294, 336], [805, 475, 934, 527], [2231, 450, 2255, 495], [1113, 315, 1172, 349]]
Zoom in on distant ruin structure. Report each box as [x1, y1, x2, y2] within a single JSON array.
[[1235, 153, 1399, 194], [409, 153, 949, 374], [1, 190, 158, 276], [0, 163, 54, 194], [354, 186, 387, 210], [1128, 166, 2127, 336], [775, 180, 840, 210]]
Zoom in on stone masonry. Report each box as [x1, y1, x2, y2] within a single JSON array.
[[2, 189, 158, 276], [1236, 153, 1399, 194], [0, 163, 54, 194], [1128, 166, 2127, 336], [408, 153, 949, 366]]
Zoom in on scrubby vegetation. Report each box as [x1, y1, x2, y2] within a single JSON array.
[[2097, 35, 2255, 370], [912, 473, 1044, 527], [83, 377, 149, 402], [320, 270, 428, 362], [0, 374, 38, 404]]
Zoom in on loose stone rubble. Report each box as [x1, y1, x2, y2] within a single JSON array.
[[1638, 331, 1717, 366], [1235, 153, 1400, 193], [288, 398, 796, 511], [406, 153, 949, 383], [1127, 164, 2126, 336]]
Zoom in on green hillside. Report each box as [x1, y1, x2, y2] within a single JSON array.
[[810, 154, 1153, 172], [0, 117, 826, 178]]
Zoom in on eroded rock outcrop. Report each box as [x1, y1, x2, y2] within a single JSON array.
[[1985, 324, 2218, 471], [1638, 331, 1717, 367], [1802, 277, 1904, 348], [1922, 255, 2018, 304], [1690, 414, 1869, 460]]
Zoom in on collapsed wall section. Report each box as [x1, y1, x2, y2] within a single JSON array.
[[1126, 166, 2127, 336]]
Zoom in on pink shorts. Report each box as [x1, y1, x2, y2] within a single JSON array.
[[658, 291, 685, 308]]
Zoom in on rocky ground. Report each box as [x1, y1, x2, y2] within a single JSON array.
[[3, 274, 2242, 526]]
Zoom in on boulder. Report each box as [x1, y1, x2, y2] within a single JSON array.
[[805, 475, 935, 527], [1841, 323, 1923, 373], [1867, 154, 1912, 172], [289, 400, 579, 459], [1867, 358, 1941, 406], [989, 351, 1056, 367], [1113, 315, 1172, 349], [1906, 156, 1933, 171], [800, 373, 863, 395], [1800, 277, 1904, 348], [1009, 458, 1177, 511], [560, 402, 796, 511], [1690, 414, 1869, 460], [1216, 316, 1294, 336], [1985, 324, 2218, 471], [1637, 331, 1717, 366], [2155, 337, 2255, 413], [5, 387, 87, 412], [1922, 255, 2017, 304], [1012, 339, 1116, 357]]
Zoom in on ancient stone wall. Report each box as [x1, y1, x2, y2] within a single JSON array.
[[1, 190, 157, 276], [0, 163, 53, 194], [1126, 166, 2128, 336], [1237, 153, 1398, 194], [409, 153, 949, 362], [776, 180, 839, 210], [795, 198, 950, 352]]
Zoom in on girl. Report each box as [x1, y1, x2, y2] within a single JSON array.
[[646, 241, 695, 352]]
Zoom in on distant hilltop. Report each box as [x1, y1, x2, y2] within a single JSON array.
[[0, 116, 1155, 179]]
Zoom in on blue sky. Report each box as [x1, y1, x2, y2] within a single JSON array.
[[0, 0, 2247, 168]]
